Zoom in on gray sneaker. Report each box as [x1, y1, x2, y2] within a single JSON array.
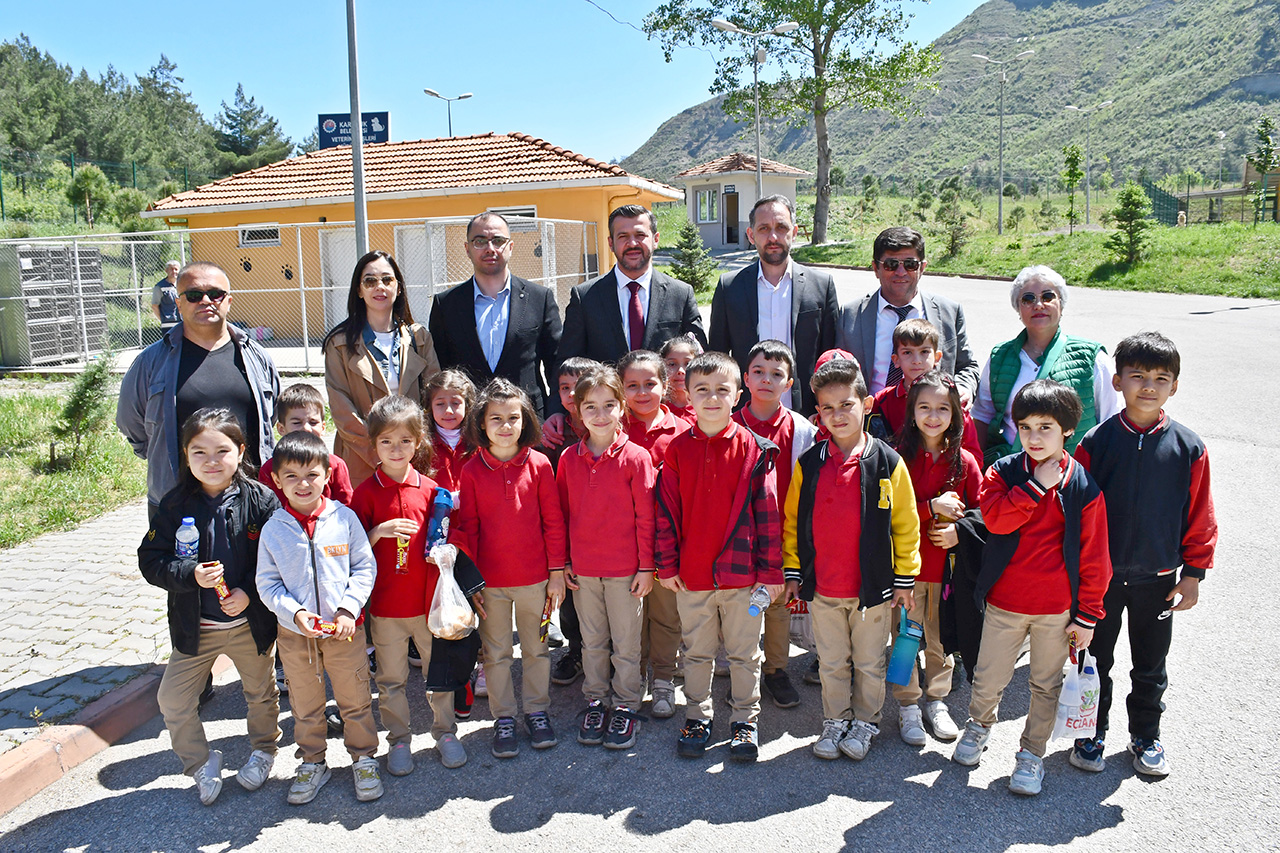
[[898, 705, 927, 746], [235, 749, 274, 791], [287, 762, 331, 805], [952, 720, 991, 766], [650, 679, 676, 719], [193, 749, 223, 806], [1129, 738, 1170, 777], [438, 733, 467, 768], [387, 743, 414, 777], [813, 719, 848, 760], [1009, 749, 1044, 796], [838, 719, 878, 760], [352, 755, 384, 802]]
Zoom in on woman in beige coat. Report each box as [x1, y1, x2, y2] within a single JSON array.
[[323, 250, 441, 486]]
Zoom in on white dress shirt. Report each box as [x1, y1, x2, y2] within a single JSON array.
[[972, 348, 1122, 444], [872, 292, 925, 393], [756, 260, 794, 409], [615, 265, 653, 350]]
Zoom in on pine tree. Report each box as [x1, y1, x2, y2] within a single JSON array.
[[65, 163, 112, 228], [1062, 144, 1085, 235], [215, 84, 292, 172], [1105, 181, 1154, 264], [667, 220, 720, 295], [54, 353, 115, 462]]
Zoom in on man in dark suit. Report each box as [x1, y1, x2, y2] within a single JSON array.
[[708, 194, 838, 415], [429, 212, 562, 416], [835, 226, 980, 405]]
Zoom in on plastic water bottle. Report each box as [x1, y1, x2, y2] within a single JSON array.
[[886, 609, 925, 686], [426, 488, 454, 553], [746, 586, 772, 617], [175, 517, 199, 559]]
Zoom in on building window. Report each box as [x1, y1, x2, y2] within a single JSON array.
[[696, 190, 719, 223], [238, 224, 281, 248], [489, 206, 538, 232]]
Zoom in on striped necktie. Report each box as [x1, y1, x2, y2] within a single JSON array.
[[884, 304, 914, 388]]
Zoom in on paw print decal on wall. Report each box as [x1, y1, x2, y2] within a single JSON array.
[[241, 257, 252, 273], [282, 264, 294, 281]]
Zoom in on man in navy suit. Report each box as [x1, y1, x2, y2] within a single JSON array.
[[429, 212, 562, 416], [835, 226, 980, 405], [708, 195, 838, 415]]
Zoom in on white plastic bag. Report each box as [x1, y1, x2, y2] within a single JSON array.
[[1052, 649, 1100, 740], [788, 598, 815, 652], [427, 544, 478, 640]]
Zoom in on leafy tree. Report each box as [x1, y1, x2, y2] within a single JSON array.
[[1105, 180, 1154, 263], [66, 163, 112, 227], [829, 164, 846, 191], [215, 84, 292, 172], [644, 0, 940, 245], [1005, 205, 1026, 231], [1035, 198, 1058, 230], [1061, 144, 1084, 235], [109, 186, 150, 228], [1247, 114, 1277, 225], [857, 174, 879, 225], [54, 352, 114, 462], [933, 178, 970, 257], [667, 220, 720, 294], [1002, 182, 1021, 200]]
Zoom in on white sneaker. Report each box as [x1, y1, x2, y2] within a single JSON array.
[[235, 749, 274, 791], [925, 700, 960, 741], [898, 705, 927, 746], [838, 719, 878, 760], [193, 749, 223, 806], [352, 755, 384, 801], [952, 720, 991, 766], [473, 665, 488, 698], [1009, 749, 1044, 796], [287, 761, 330, 805], [650, 679, 676, 719], [813, 719, 848, 759]]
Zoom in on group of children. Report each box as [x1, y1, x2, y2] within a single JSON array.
[[141, 318, 1215, 805]]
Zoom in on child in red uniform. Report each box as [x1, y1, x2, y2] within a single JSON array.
[[451, 378, 567, 758], [953, 379, 1112, 797], [660, 334, 703, 426], [657, 352, 783, 762], [618, 349, 690, 719], [731, 340, 817, 711], [259, 383, 354, 506], [557, 366, 656, 749], [349, 395, 467, 774], [891, 370, 981, 745]]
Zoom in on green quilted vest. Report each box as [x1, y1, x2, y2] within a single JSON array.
[[984, 328, 1104, 465]]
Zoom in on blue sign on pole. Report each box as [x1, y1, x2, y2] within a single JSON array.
[[317, 113, 389, 149]]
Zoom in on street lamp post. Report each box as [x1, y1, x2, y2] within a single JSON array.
[[423, 89, 473, 137], [711, 19, 799, 199], [1065, 100, 1113, 225], [973, 50, 1035, 235]]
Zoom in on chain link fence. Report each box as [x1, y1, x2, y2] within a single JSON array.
[[0, 215, 599, 371]]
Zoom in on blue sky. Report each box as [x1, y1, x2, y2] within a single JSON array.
[[10, 0, 984, 164]]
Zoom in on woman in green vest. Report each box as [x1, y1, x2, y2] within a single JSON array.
[[971, 265, 1121, 466]]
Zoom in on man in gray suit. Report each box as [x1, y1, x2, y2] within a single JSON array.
[[835, 226, 979, 405], [708, 194, 838, 416]]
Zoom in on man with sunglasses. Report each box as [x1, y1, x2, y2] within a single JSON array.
[[118, 261, 282, 517], [836, 227, 979, 405], [428, 211, 562, 417]]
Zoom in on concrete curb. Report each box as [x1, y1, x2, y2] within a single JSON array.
[[0, 655, 233, 818]]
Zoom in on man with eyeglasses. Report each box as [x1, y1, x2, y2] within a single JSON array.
[[118, 261, 282, 516], [835, 226, 979, 405], [428, 212, 562, 416]]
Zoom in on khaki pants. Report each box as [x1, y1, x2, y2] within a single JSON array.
[[676, 588, 763, 724], [576, 575, 644, 707], [276, 628, 378, 764], [892, 581, 954, 705], [641, 580, 681, 682], [761, 597, 792, 675], [370, 615, 457, 743], [810, 595, 892, 723], [968, 604, 1071, 757], [157, 623, 279, 775], [477, 582, 550, 719]]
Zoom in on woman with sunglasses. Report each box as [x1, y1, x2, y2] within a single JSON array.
[[971, 265, 1121, 466], [323, 250, 441, 486]]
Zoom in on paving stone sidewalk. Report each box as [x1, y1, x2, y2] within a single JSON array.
[[0, 500, 166, 755]]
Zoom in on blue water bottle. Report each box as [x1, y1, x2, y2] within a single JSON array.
[[425, 488, 454, 552], [886, 609, 925, 686]]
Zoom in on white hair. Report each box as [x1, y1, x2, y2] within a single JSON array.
[[1010, 265, 1068, 310]]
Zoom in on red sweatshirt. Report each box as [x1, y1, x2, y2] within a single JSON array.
[[556, 431, 657, 576], [734, 404, 796, 503], [450, 447, 567, 588], [260, 454, 354, 506], [625, 405, 692, 469], [430, 434, 473, 494], [907, 447, 981, 583], [349, 467, 441, 618], [872, 381, 983, 462]]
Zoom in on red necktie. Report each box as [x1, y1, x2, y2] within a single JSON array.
[[627, 281, 645, 351]]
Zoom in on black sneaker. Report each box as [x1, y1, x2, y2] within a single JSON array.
[[578, 700, 608, 746], [198, 675, 216, 710], [526, 711, 558, 749], [407, 638, 422, 668], [454, 682, 474, 721], [325, 705, 344, 736], [551, 652, 583, 686], [803, 658, 822, 685], [604, 706, 645, 750], [677, 719, 712, 758], [491, 717, 519, 759], [729, 721, 759, 762], [275, 663, 289, 698], [762, 670, 801, 708]]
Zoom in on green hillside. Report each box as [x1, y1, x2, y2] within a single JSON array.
[[622, 0, 1280, 187]]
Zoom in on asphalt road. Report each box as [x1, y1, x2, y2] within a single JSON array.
[[2, 269, 1277, 852]]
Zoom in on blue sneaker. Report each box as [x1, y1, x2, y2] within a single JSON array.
[[1129, 737, 1170, 777], [677, 719, 712, 757], [1069, 736, 1106, 772]]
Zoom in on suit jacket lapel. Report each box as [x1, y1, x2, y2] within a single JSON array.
[[646, 273, 666, 346], [349, 342, 388, 396], [496, 276, 526, 371], [861, 293, 879, 364], [456, 278, 490, 374], [791, 263, 805, 329], [600, 270, 628, 354]]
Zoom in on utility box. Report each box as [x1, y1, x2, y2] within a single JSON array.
[[0, 243, 109, 366]]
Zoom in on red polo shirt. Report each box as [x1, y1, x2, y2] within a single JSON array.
[[812, 443, 866, 599], [907, 447, 981, 583], [625, 405, 691, 468], [430, 434, 473, 494], [734, 404, 796, 502], [557, 431, 657, 577], [668, 402, 698, 427], [349, 468, 441, 618]]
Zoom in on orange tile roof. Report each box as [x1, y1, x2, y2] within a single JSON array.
[[148, 132, 680, 213], [674, 152, 811, 179]]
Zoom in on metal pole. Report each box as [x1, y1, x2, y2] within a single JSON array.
[[71, 153, 77, 225], [296, 226, 312, 372], [754, 43, 763, 199], [997, 70, 1005, 235], [73, 239, 90, 360], [131, 242, 143, 347], [446, 102, 453, 137], [347, 0, 369, 256]]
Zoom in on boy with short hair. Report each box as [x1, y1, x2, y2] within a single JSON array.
[[259, 383, 354, 506], [1073, 332, 1216, 777], [656, 352, 783, 761], [256, 431, 381, 805], [954, 379, 1112, 797], [782, 358, 920, 762], [732, 340, 817, 709], [870, 319, 982, 460]]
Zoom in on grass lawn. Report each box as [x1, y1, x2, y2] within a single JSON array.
[[0, 383, 146, 549]]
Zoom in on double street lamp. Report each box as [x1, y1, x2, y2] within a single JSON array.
[[973, 50, 1035, 235], [1064, 100, 1113, 225], [711, 18, 800, 198], [423, 89, 473, 137]]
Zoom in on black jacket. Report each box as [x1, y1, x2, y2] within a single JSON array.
[[139, 478, 280, 657], [556, 268, 707, 367], [939, 509, 987, 680]]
